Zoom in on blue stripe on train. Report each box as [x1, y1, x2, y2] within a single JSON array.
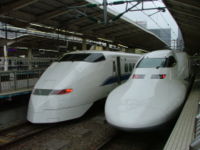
[[101, 74, 131, 86]]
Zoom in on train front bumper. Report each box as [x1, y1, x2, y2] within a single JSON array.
[[27, 103, 92, 123], [105, 80, 187, 130], [27, 95, 92, 123]]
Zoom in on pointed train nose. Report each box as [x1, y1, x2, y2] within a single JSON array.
[[105, 89, 167, 130], [105, 79, 187, 130], [105, 99, 165, 130]]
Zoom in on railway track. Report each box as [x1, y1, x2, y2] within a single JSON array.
[[0, 117, 173, 150], [96, 131, 171, 150], [0, 122, 54, 147], [0, 98, 173, 150], [94, 132, 118, 150]]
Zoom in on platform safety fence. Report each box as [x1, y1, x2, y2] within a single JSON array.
[[190, 72, 200, 150], [0, 69, 44, 94], [190, 102, 200, 150], [0, 57, 56, 71]]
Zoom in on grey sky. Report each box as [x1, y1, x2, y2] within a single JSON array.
[[90, 0, 179, 40]]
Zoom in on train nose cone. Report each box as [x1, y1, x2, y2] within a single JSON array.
[[28, 95, 49, 112], [27, 94, 51, 122], [105, 97, 164, 130], [105, 80, 187, 130]]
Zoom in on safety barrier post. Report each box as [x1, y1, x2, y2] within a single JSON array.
[[190, 101, 200, 150], [0, 74, 2, 92], [14, 71, 17, 90]]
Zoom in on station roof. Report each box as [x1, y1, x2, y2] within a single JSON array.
[[0, 0, 167, 51], [6, 35, 81, 50], [0, 34, 88, 52], [164, 0, 200, 55], [0, 35, 89, 57]]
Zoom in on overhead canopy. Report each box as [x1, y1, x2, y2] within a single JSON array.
[[0, 35, 90, 57], [164, 0, 200, 55], [0, 0, 167, 51], [4, 35, 84, 50]]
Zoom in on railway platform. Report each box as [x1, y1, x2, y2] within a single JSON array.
[[0, 69, 43, 99], [0, 88, 32, 99], [164, 73, 200, 150]]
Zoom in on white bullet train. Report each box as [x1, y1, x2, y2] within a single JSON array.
[[27, 50, 141, 123], [105, 50, 191, 130]]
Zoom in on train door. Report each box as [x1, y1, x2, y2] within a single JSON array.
[[112, 56, 121, 85], [112, 57, 117, 86], [168, 55, 178, 79], [116, 56, 122, 84]]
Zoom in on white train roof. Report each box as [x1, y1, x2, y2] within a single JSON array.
[[144, 50, 173, 58], [67, 50, 142, 57], [144, 50, 188, 59]]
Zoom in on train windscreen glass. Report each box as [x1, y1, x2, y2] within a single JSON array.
[[59, 53, 105, 62], [136, 58, 167, 68]]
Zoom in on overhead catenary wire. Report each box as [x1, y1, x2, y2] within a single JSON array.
[[135, 6, 168, 33], [152, 0, 178, 38], [132, 3, 172, 48], [128, 2, 170, 34], [71, 0, 158, 23]]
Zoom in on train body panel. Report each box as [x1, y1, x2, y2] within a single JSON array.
[[105, 50, 190, 130], [27, 50, 141, 123]]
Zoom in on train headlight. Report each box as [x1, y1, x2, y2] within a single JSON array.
[[151, 74, 166, 79], [132, 74, 145, 79], [51, 89, 73, 95]]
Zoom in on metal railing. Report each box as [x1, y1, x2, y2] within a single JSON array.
[[190, 102, 200, 150], [0, 57, 56, 71], [0, 69, 44, 93]]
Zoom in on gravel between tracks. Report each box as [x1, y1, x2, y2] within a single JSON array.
[[4, 113, 117, 150]]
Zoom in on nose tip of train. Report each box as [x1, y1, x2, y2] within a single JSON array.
[[27, 94, 55, 123], [105, 104, 163, 130], [104, 79, 183, 130], [105, 92, 165, 130]]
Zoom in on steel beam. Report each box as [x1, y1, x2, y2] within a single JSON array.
[[168, 7, 200, 20], [103, 0, 108, 24], [59, 11, 100, 29], [35, 1, 86, 22], [8, 11, 36, 22], [37, 9, 72, 22], [0, 0, 39, 15], [167, 0, 200, 10]]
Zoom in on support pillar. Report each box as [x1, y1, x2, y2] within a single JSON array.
[[82, 38, 87, 50], [4, 23, 8, 71], [105, 42, 109, 50], [28, 49, 32, 70], [127, 48, 135, 53], [3, 45, 8, 71]]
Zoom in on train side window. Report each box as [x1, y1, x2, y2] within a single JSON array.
[[59, 53, 105, 62], [113, 61, 116, 72], [93, 55, 105, 62], [136, 58, 167, 68], [167, 56, 176, 67], [124, 64, 128, 72]]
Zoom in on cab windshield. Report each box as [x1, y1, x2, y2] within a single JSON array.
[[136, 58, 167, 68], [59, 53, 105, 62], [136, 56, 176, 68]]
